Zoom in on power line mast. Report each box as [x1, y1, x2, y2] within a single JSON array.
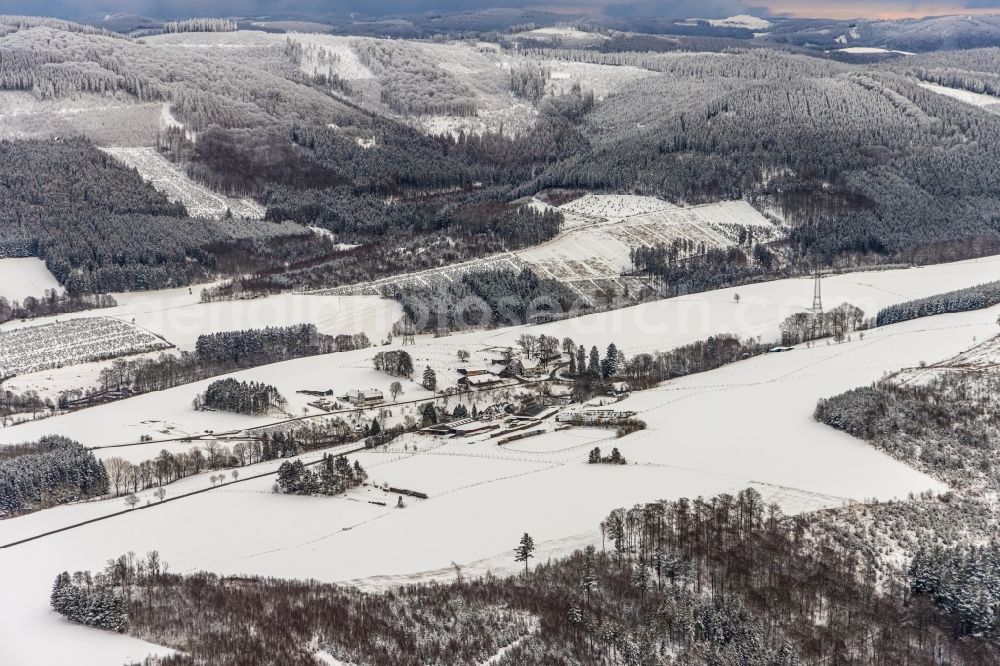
[[810, 268, 824, 340], [811, 269, 824, 316], [401, 318, 416, 346]]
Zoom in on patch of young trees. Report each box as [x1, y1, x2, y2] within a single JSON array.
[[588, 446, 626, 464], [194, 325, 368, 367], [51, 570, 128, 632]]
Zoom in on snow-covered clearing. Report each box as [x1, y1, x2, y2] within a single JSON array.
[[324, 195, 779, 302], [837, 46, 913, 55], [286, 34, 375, 80], [7, 295, 1000, 665], [101, 147, 265, 219], [918, 81, 1000, 111], [519, 197, 781, 301], [704, 15, 773, 30], [517, 26, 608, 46], [0, 317, 170, 379], [0, 257, 61, 302]]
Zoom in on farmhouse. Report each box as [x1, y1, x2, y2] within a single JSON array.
[[480, 403, 514, 419], [458, 374, 504, 388], [342, 388, 384, 407]]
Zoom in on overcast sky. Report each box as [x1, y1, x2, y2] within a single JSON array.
[[11, 0, 1000, 20]]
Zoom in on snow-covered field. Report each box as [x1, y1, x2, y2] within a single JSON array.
[[7, 288, 1000, 665], [3, 254, 1000, 664], [1, 285, 401, 352], [0, 285, 401, 399], [516, 26, 609, 46], [837, 46, 913, 55], [0, 257, 61, 302], [918, 81, 1000, 111], [101, 147, 266, 219], [480, 254, 1000, 354], [3, 254, 998, 445]]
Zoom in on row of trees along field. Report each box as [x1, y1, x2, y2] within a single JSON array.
[[558, 333, 767, 399], [0, 292, 117, 326], [85, 325, 365, 403], [875, 279, 1000, 326], [102, 428, 325, 498], [56, 489, 997, 664]]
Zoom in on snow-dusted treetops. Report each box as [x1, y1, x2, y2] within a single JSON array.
[[5, 15, 1000, 302]]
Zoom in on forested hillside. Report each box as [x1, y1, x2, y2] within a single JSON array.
[[0, 138, 319, 293], [5, 16, 1000, 295]]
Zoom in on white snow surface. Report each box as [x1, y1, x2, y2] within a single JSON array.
[[705, 15, 772, 30], [838, 46, 913, 55], [0, 257, 62, 302], [6, 300, 999, 665], [3, 256, 1000, 664], [918, 81, 1000, 110]]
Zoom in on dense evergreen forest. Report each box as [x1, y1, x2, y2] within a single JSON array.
[[0, 435, 108, 518], [0, 139, 320, 294]]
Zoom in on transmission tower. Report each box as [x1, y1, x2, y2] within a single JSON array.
[[811, 269, 823, 315], [401, 317, 416, 346], [810, 268, 824, 340]]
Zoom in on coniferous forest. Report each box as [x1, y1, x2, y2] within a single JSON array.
[[7, 15, 1000, 306], [0, 436, 108, 518]]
